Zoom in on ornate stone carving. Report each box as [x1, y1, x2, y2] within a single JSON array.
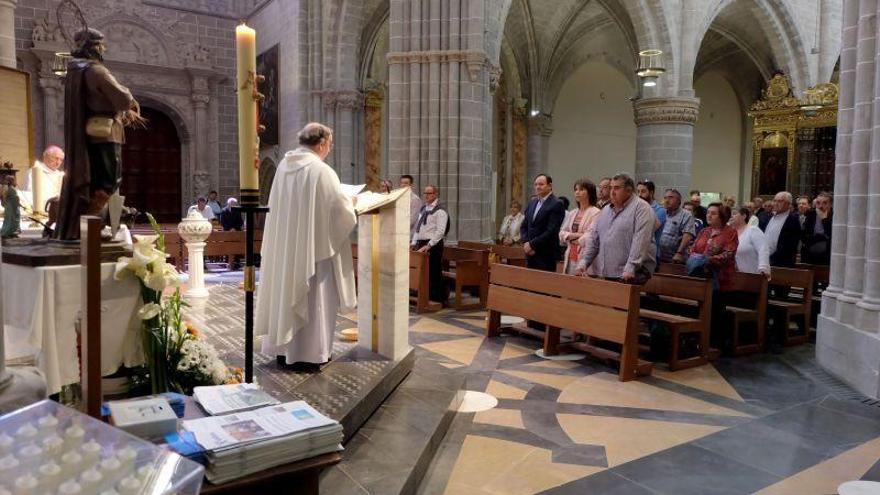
[[363, 80, 385, 108], [488, 64, 503, 93], [191, 94, 210, 106], [512, 98, 528, 118], [335, 91, 362, 110], [633, 97, 700, 126], [387, 49, 491, 82], [31, 17, 61, 43], [181, 43, 212, 67], [178, 210, 213, 242], [193, 171, 211, 198], [102, 23, 168, 66]]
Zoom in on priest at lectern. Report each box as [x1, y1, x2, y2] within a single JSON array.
[[255, 123, 357, 370]]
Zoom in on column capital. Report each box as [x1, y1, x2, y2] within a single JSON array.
[[38, 75, 62, 91], [633, 96, 700, 126], [528, 114, 553, 137], [0, 0, 17, 9], [191, 93, 210, 107]]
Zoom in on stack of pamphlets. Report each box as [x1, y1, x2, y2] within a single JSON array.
[[180, 401, 343, 484], [193, 383, 280, 416]]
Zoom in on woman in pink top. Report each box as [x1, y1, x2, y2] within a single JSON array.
[[559, 178, 601, 274]]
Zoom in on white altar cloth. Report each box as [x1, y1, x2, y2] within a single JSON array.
[[3, 262, 143, 395]]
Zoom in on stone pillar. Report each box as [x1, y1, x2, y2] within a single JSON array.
[[817, 0, 880, 398], [178, 211, 212, 299], [0, 0, 16, 69], [364, 85, 384, 191], [526, 114, 552, 186], [190, 72, 213, 198], [38, 75, 63, 148], [387, 0, 496, 240], [335, 91, 361, 184], [511, 100, 527, 204], [633, 97, 700, 193]]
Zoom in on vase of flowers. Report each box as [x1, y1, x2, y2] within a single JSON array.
[[116, 214, 238, 394]]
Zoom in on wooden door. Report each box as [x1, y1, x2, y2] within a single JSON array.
[[121, 107, 182, 223]]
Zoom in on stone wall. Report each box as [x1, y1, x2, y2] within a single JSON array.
[[13, 0, 242, 215]]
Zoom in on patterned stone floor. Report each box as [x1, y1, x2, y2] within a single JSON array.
[[189, 272, 880, 494], [408, 310, 880, 495]]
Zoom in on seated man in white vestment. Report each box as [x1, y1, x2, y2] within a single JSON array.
[[255, 123, 357, 370]]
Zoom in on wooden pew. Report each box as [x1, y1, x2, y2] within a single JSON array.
[[202, 230, 264, 269], [485, 264, 650, 381], [457, 241, 528, 267], [768, 266, 813, 346], [442, 246, 490, 310], [724, 272, 769, 356], [796, 263, 829, 332], [410, 251, 441, 313], [640, 274, 713, 371]]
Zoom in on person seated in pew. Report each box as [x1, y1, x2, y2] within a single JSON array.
[[731, 206, 771, 280], [687, 202, 738, 348], [498, 199, 524, 246], [559, 178, 600, 275], [801, 191, 833, 266]]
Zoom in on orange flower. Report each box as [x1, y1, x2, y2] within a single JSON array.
[[185, 322, 199, 337]]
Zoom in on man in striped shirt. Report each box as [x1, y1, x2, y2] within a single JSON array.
[[575, 173, 656, 283]]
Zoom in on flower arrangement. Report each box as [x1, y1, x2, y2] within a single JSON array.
[[115, 214, 238, 394]]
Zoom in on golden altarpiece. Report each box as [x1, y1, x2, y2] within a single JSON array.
[[749, 74, 838, 198]]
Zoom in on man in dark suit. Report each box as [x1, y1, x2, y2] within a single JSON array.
[[760, 191, 801, 267], [520, 174, 566, 272]]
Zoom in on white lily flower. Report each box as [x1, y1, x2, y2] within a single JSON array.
[[137, 303, 161, 320]]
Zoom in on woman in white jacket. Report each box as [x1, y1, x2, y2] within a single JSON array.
[[497, 200, 524, 245], [730, 206, 770, 279], [559, 178, 601, 275]]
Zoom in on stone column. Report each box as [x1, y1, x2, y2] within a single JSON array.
[[526, 114, 552, 186], [817, 0, 880, 398], [38, 75, 63, 148], [387, 0, 496, 240], [0, 0, 16, 69], [633, 97, 700, 193], [364, 85, 384, 191], [178, 211, 212, 299], [335, 91, 361, 184]]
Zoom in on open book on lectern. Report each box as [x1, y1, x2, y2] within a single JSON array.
[[353, 187, 409, 215]]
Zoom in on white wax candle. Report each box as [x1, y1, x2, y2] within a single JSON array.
[[15, 424, 37, 441], [116, 476, 141, 495], [79, 469, 103, 492], [116, 446, 137, 471], [37, 462, 62, 492], [135, 464, 154, 480], [57, 481, 81, 495], [13, 475, 37, 495], [31, 165, 43, 215], [61, 451, 82, 476], [18, 444, 41, 462], [63, 425, 85, 450], [37, 414, 58, 434], [81, 439, 102, 464], [0, 455, 20, 472], [100, 490, 120, 495], [235, 23, 259, 194], [100, 456, 121, 475], [42, 435, 63, 456]]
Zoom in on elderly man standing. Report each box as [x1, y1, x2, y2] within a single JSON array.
[[256, 123, 357, 370], [761, 191, 801, 267], [576, 173, 656, 283], [658, 188, 696, 264]]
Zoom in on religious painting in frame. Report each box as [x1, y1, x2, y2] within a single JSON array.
[[757, 147, 789, 196], [0, 66, 34, 182], [256, 44, 279, 148]]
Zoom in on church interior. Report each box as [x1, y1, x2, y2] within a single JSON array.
[[2, 0, 880, 494]]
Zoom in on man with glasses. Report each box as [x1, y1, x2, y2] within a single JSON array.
[[658, 189, 695, 264], [412, 185, 450, 304]]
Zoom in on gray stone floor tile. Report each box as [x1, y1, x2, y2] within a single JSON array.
[[538, 470, 659, 495], [611, 444, 781, 495], [759, 403, 880, 453]]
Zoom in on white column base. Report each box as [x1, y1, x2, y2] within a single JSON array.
[[184, 241, 209, 299], [817, 314, 880, 398]]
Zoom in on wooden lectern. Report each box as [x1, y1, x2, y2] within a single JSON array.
[[355, 188, 411, 361]]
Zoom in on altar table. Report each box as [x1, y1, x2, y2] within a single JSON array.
[[3, 261, 142, 395]]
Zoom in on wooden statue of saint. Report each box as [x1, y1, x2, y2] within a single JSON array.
[[53, 28, 143, 241]]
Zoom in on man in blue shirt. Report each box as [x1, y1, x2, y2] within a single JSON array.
[[637, 180, 666, 262]]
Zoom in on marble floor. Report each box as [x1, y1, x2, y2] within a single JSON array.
[[191, 273, 880, 494]]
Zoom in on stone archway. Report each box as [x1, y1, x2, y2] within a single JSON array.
[[259, 158, 277, 205]]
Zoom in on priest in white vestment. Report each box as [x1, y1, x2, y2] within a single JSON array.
[[255, 123, 357, 368], [21, 145, 65, 208]]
